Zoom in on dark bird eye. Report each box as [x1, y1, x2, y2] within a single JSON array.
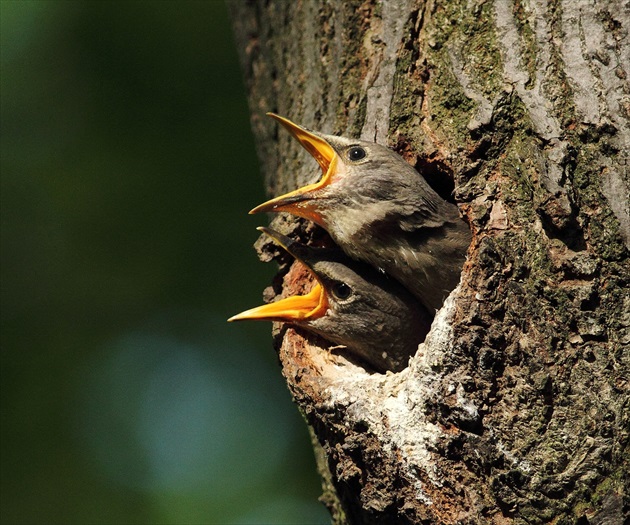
[[332, 282, 352, 300], [348, 146, 366, 161]]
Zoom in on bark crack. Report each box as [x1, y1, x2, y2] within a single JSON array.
[[361, 0, 415, 144]]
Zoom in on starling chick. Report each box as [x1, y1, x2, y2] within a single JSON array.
[[229, 227, 431, 373], [251, 114, 471, 313]]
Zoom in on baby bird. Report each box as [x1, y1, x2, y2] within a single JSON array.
[[251, 114, 471, 313], [229, 227, 431, 373]]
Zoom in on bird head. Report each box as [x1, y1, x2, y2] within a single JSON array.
[[250, 114, 438, 240], [229, 227, 430, 372]]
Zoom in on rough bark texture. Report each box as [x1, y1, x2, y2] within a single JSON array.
[[229, 1, 629, 523]]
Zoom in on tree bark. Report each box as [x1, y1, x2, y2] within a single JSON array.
[[229, 1, 629, 523]]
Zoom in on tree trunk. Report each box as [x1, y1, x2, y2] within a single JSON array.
[[228, 1, 629, 523]]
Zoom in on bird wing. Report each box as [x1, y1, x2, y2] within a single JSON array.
[[396, 198, 457, 232]]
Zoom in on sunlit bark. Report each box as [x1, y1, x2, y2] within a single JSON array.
[[230, 1, 629, 523]]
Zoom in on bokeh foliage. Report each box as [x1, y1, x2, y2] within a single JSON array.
[[0, 1, 327, 523]]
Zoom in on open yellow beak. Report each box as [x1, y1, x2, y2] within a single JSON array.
[[249, 113, 337, 222], [228, 282, 328, 322]]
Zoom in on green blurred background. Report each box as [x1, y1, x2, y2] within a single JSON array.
[[0, 1, 328, 523]]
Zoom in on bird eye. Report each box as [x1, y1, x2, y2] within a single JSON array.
[[348, 146, 366, 161], [331, 282, 352, 300]]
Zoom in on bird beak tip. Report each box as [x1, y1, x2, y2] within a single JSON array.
[[249, 201, 276, 215], [226, 308, 267, 322], [257, 227, 297, 255]]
